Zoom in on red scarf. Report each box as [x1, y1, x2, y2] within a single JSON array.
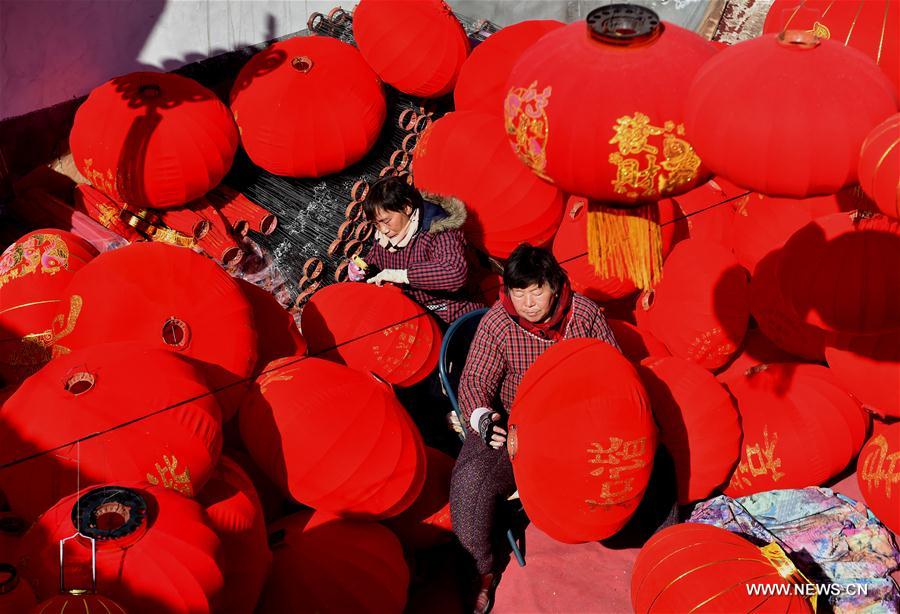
[[501, 280, 573, 341]]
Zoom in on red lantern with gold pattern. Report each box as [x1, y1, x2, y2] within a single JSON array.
[[412, 110, 565, 258], [30, 594, 127, 614], [239, 357, 425, 518], [260, 510, 409, 613], [686, 31, 896, 198], [16, 483, 224, 612], [508, 339, 656, 543], [632, 523, 814, 613], [0, 342, 222, 522], [301, 283, 440, 387], [50, 242, 256, 420], [352, 0, 469, 98], [826, 330, 900, 419], [384, 446, 454, 550], [856, 421, 900, 534], [638, 357, 741, 504], [0, 229, 97, 384], [230, 36, 386, 178], [858, 113, 900, 219], [70, 72, 238, 209]]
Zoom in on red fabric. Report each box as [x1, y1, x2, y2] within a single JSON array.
[[51, 242, 257, 420], [230, 36, 385, 178], [499, 279, 572, 342], [352, 0, 469, 98], [239, 357, 425, 518], [686, 34, 897, 198], [16, 482, 224, 612], [72, 184, 145, 242], [723, 363, 867, 497], [776, 211, 900, 334], [716, 327, 798, 384], [454, 20, 564, 115], [638, 356, 741, 503], [412, 110, 565, 258], [858, 113, 900, 219], [857, 421, 900, 534], [632, 523, 813, 613], [509, 339, 656, 543], [71, 72, 238, 209], [237, 278, 306, 367], [0, 512, 26, 563], [670, 176, 745, 245], [764, 0, 899, 98], [0, 229, 97, 384], [504, 20, 715, 203], [636, 239, 750, 371], [198, 455, 271, 614], [30, 594, 127, 613], [301, 282, 441, 387], [260, 510, 409, 613], [384, 446, 454, 550], [0, 342, 222, 522], [606, 318, 669, 364], [0, 568, 35, 613], [826, 330, 900, 419]]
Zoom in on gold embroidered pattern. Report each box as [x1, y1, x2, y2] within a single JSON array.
[[81, 158, 119, 199], [258, 370, 293, 395], [860, 435, 900, 498], [371, 322, 417, 371], [146, 454, 194, 496], [608, 112, 701, 200], [0, 233, 71, 288], [585, 436, 650, 507], [728, 425, 785, 491], [809, 21, 831, 39], [504, 81, 552, 180]]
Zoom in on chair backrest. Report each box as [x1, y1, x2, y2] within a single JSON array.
[[438, 307, 489, 429]]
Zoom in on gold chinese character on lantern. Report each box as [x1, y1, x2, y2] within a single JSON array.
[[728, 425, 785, 490], [146, 454, 194, 496], [860, 435, 900, 498], [504, 81, 552, 180], [585, 436, 649, 507]]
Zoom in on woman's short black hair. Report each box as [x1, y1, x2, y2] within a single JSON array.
[[503, 243, 568, 293], [363, 175, 423, 221]]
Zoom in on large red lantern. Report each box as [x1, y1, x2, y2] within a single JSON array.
[[826, 331, 900, 419], [606, 318, 669, 364], [30, 594, 126, 613], [686, 31, 896, 198], [260, 510, 409, 613], [50, 242, 256, 420], [17, 483, 224, 612], [857, 422, 900, 535], [638, 357, 741, 504], [197, 455, 271, 614], [636, 239, 750, 371], [670, 177, 745, 246], [301, 283, 440, 387], [716, 328, 797, 384], [70, 72, 238, 209], [412, 110, 564, 258], [0, 229, 97, 384], [384, 446, 454, 550], [724, 364, 867, 497], [0, 342, 222, 522], [352, 0, 469, 98], [858, 113, 899, 219], [764, 0, 899, 97], [776, 211, 900, 335], [454, 20, 563, 116], [230, 36, 386, 177], [237, 279, 306, 368], [632, 523, 813, 613], [239, 357, 425, 518], [508, 339, 656, 543]]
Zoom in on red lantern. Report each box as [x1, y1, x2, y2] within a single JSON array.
[[606, 318, 669, 364], [776, 211, 900, 334], [670, 177, 745, 245], [716, 328, 798, 384], [413, 110, 564, 258], [30, 594, 126, 613], [724, 364, 867, 497], [826, 331, 900, 419], [17, 483, 224, 612], [237, 279, 306, 368], [50, 242, 256, 420], [230, 36, 386, 177], [504, 6, 714, 202], [70, 72, 238, 209], [857, 421, 900, 534], [508, 339, 657, 543], [239, 357, 425, 518], [352, 0, 469, 98], [384, 446, 454, 550], [858, 113, 900, 219], [764, 0, 899, 97], [0, 565, 36, 613], [0, 229, 97, 384], [0, 342, 222, 522], [636, 239, 750, 371], [638, 357, 741, 504], [632, 523, 813, 613], [454, 20, 564, 116], [197, 455, 271, 614], [686, 32, 896, 198], [301, 283, 440, 387], [260, 510, 409, 613]]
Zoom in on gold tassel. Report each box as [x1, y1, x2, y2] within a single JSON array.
[[587, 202, 663, 290]]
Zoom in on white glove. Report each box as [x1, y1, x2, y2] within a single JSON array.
[[366, 268, 409, 286]]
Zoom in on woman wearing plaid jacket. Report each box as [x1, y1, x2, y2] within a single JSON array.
[[348, 175, 483, 324], [450, 243, 620, 614]]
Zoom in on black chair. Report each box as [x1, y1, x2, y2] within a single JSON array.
[[438, 307, 526, 567]]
